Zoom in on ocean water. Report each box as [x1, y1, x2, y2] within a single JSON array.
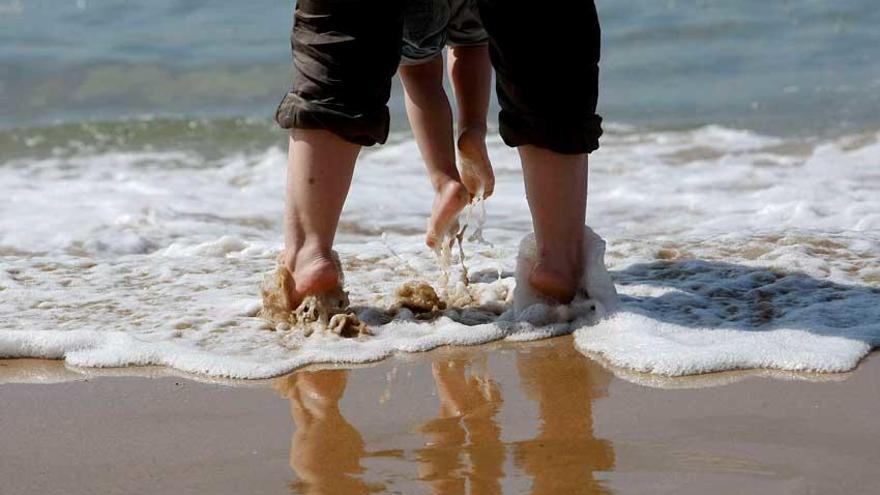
[[3, 0, 879, 135], [1, 1, 879, 380]]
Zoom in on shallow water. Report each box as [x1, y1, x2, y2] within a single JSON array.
[[2, 0, 879, 378], [2, 0, 879, 135], [1, 122, 878, 378]]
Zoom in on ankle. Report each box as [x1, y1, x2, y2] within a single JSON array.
[[283, 239, 332, 273], [429, 171, 463, 193], [537, 239, 583, 269]]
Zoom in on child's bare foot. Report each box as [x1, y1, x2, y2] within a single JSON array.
[[457, 126, 495, 199], [283, 244, 342, 309], [529, 254, 582, 304], [426, 179, 469, 249]]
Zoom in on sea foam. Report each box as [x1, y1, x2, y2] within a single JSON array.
[[575, 254, 879, 376], [0, 229, 616, 379], [2, 125, 879, 381]]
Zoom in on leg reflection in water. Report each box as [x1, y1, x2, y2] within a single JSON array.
[[416, 356, 505, 495], [514, 344, 615, 494], [274, 370, 380, 495], [275, 344, 614, 494]]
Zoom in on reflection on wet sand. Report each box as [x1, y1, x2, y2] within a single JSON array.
[[275, 371, 381, 494], [277, 344, 614, 494], [514, 345, 615, 494], [415, 357, 505, 494]]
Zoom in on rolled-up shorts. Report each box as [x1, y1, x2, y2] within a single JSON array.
[[275, 0, 603, 154], [400, 0, 487, 66]]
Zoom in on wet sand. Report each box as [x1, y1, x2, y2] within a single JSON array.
[[1, 339, 878, 495]]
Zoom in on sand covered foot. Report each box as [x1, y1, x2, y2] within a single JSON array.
[[293, 292, 369, 338], [259, 253, 369, 338], [281, 248, 343, 310], [426, 180, 469, 249], [457, 126, 494, 199], [512, 227, 618, 325]]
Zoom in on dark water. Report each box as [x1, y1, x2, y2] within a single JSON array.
[[2, 0, 879, 137]]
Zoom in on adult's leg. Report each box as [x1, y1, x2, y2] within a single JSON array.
[[520, 147, 588, 302], [283, 130, 360, 306], [479, 0, 602, 302], [275, 0, 404, 306]]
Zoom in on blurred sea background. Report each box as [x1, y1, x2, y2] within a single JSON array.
[[2, 0, 879, 144]]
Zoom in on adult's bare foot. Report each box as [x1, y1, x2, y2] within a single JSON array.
[[283, 245, 342, 309], [457, 126, 495, 199], [528, 255, 582, 304], [426, 179, 469, 249]]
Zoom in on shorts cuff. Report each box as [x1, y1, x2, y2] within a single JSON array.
[[446, 37, 489, 48], [498, 111, 603, 154], [275, 92, 390, 147], [399, 51, 443, 67]]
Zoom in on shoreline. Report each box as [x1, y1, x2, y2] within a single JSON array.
[[1, 341, 870, 390], [3, 338, 878, 494]]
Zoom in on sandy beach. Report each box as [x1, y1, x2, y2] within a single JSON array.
[[2, 339, 877, 495], [3, 3, 880, 494]]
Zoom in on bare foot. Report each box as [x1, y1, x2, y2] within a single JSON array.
[[529, 256, 582, 304], [426, 179, 469, 249], [457, 126, 494, 199], [283, 245, 342, 309]]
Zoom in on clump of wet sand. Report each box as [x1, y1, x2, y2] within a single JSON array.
[[259, 254, 369, 338], [395, 281, 446, 315], [393, 198, 511, 320]]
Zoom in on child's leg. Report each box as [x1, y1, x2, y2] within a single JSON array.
[[448, 44, 494, 198], [282, 129, 360, 307], [399, 56, 469, 248], [520, 146, 588, 303]]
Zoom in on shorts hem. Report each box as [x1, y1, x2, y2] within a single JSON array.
[[446, 37, 489, 48], [399, 51, 444, 66], [275, 92, 390, 147], [498, 112, 603, 154]]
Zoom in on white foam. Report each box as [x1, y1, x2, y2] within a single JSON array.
[[512, 227, 618, 318], [0, 230, 615, 379], [2, 125, 879, 380], [574, 250, 880, 376], [577, 313, 871, 376]]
